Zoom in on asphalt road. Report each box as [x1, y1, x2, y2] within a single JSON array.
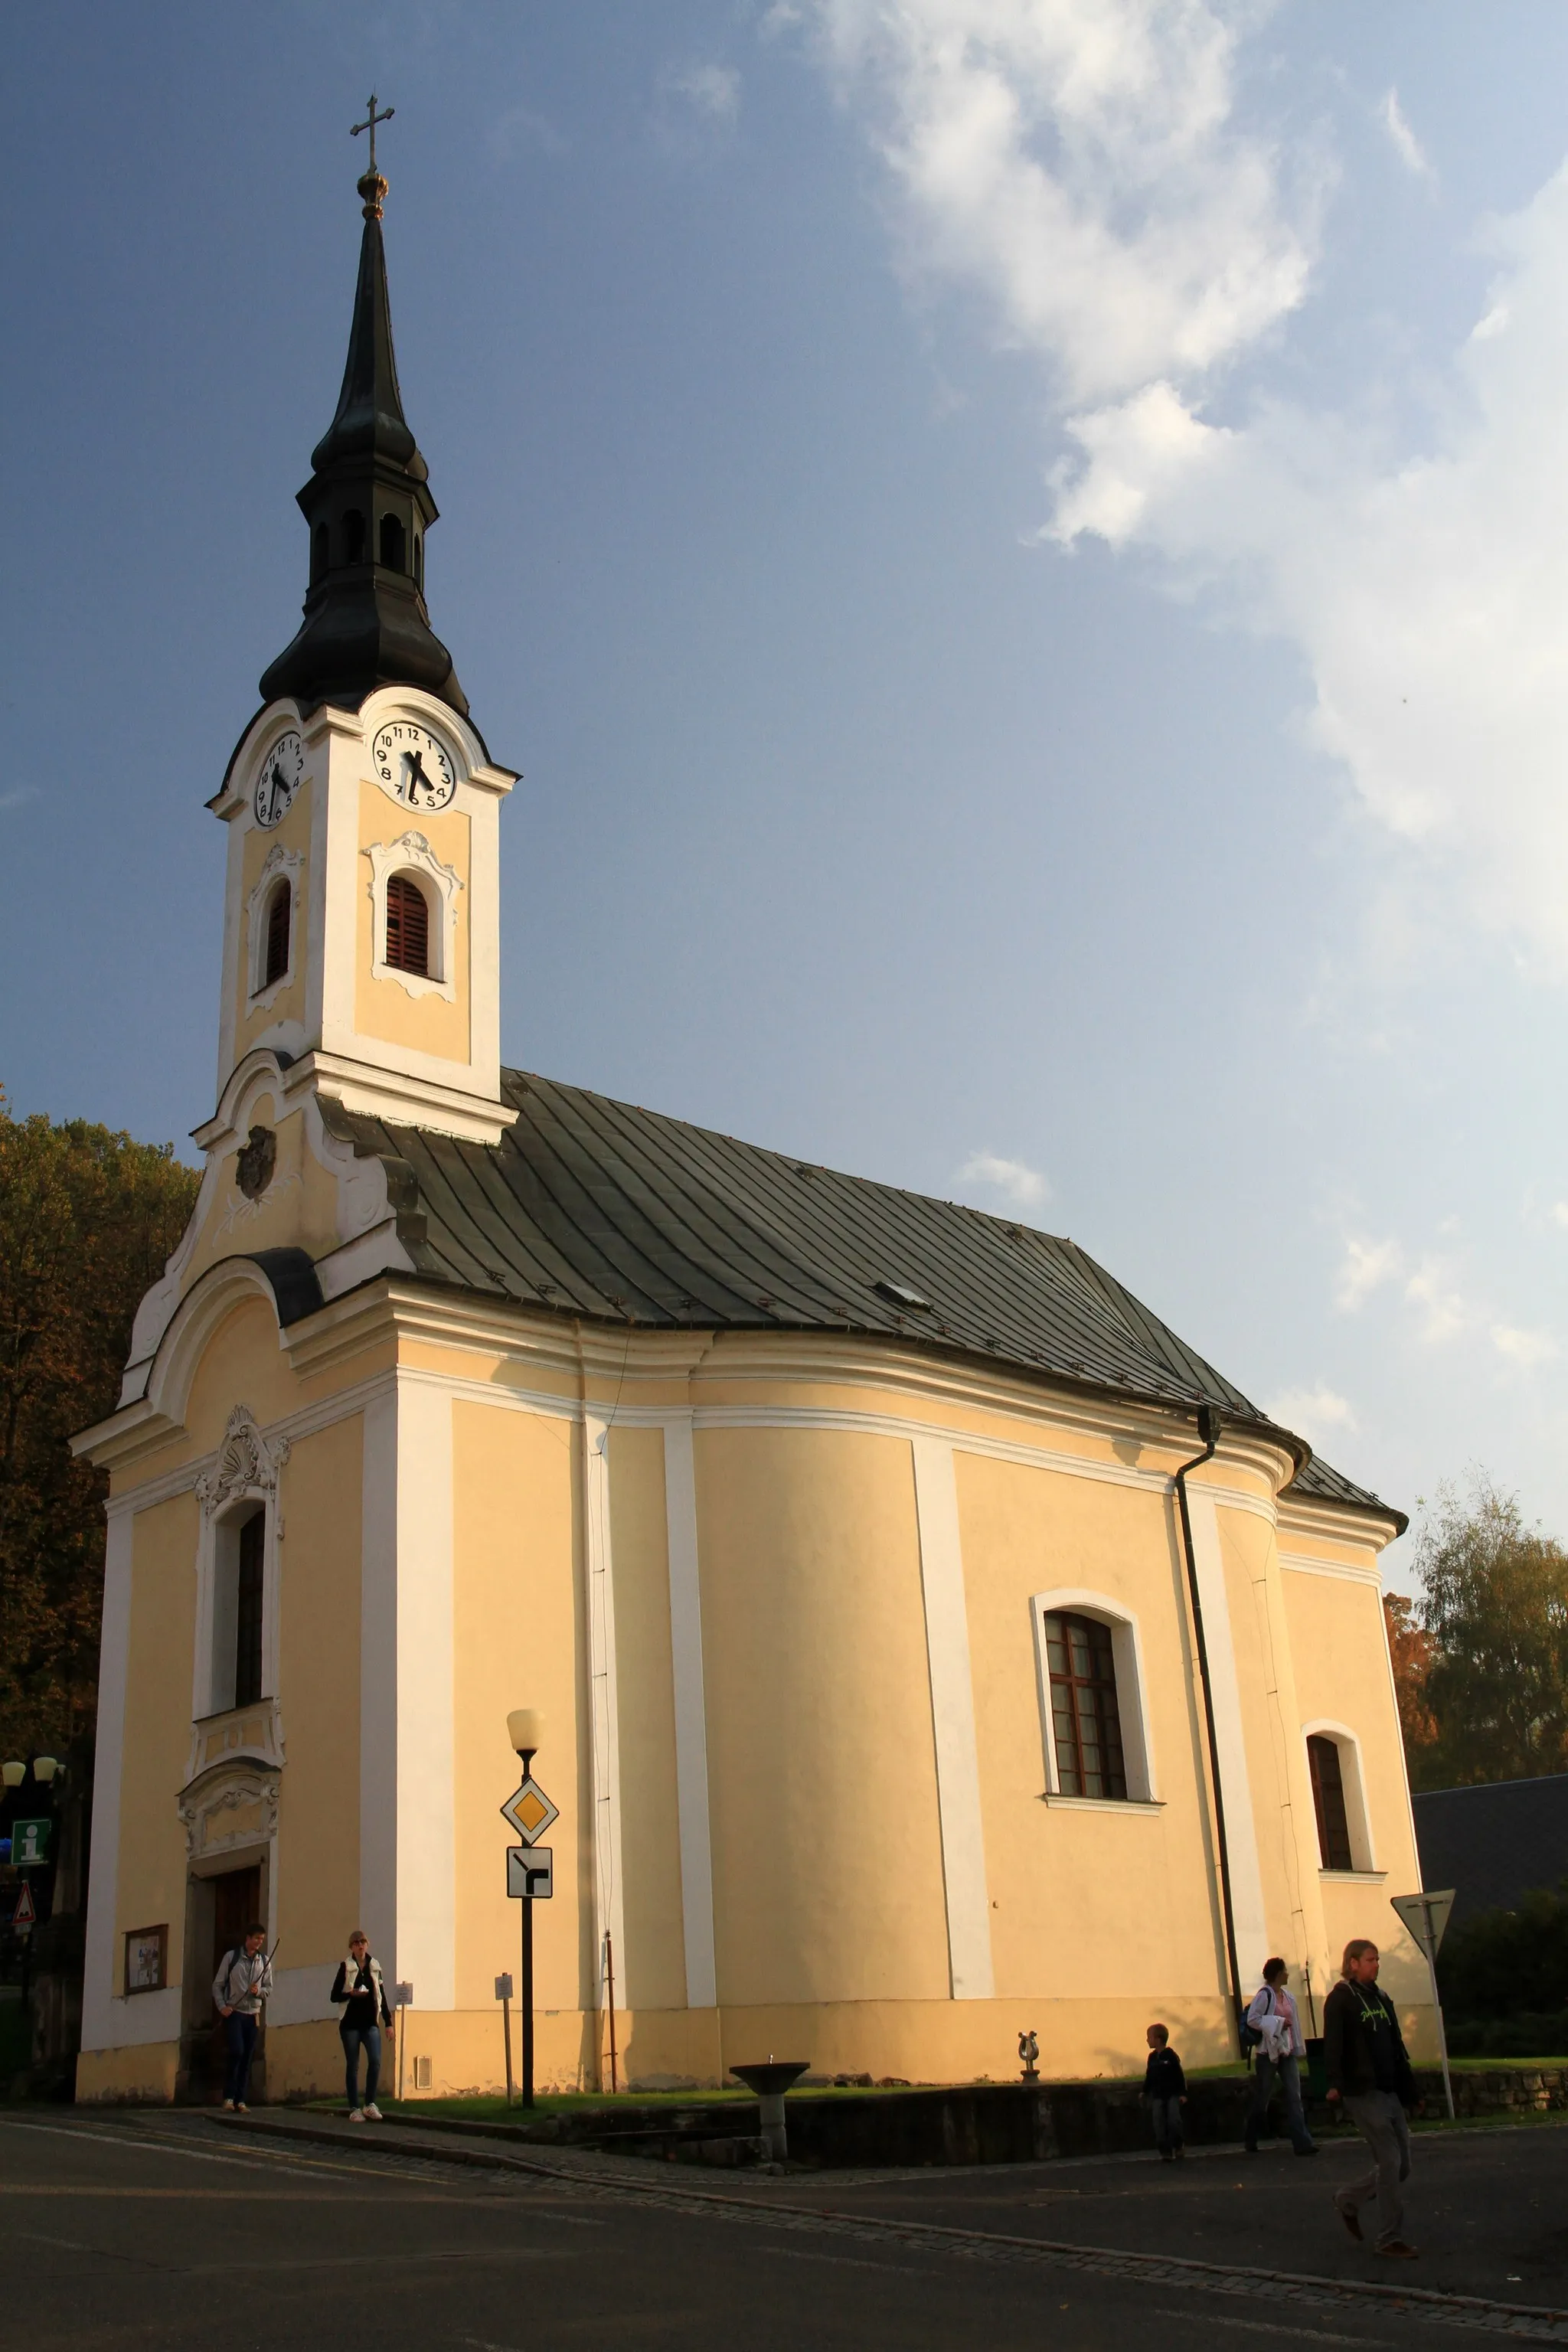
[[1, 2106, 1562, 2352]]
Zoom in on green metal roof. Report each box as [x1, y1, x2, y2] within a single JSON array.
[[332, 1067, 1400, 1528]]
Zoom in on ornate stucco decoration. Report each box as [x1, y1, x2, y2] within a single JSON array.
[[178, 1757, 282, 1864], [196, 1405, 289, 1531]]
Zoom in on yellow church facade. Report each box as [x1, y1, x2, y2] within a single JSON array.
[[72, 165, 1426, 2105]]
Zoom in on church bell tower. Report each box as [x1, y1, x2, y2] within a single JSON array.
[[204, 134, 516, 1152]]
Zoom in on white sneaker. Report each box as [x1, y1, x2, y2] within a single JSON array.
[[363, 2103, 382, 2121], [234, 2102, 248, 2113], [220, 2099, 235, 2111], [348, 2109, 365, 2122]]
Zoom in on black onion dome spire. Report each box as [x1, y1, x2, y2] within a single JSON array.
[[260, 164, 466, 717]]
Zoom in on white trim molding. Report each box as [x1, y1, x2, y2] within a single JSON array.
[[910, 1437, 994, 2001], [1304, 1717, 1378, 1874], [662, 1414, 717, 2011], [365, 831, 461, 1001], [585, 1416, 626, 2022], [1031, 1586, 1158, 1805], [246, 841, 302, 1008]]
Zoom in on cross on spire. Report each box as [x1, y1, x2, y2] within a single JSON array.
[[351, 93, 394, 177]]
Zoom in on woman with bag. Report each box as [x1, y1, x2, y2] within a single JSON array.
[[1244, 1956, 1318, 2155], [331, 1930, 392, 2121]]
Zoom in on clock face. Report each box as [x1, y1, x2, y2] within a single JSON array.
[[253, 731, 303, 828], [372, 720, 456, 811]]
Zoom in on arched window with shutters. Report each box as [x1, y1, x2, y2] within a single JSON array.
[[1305, 1729, 1373, 1872], [263, 879, 291, 989], [1031, 1591, 1157, 1803], [384, 873, 430, 976], [1042, 1610, 1126, 1798]]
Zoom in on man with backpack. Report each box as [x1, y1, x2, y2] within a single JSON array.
[[1244, 1955, 1317, 2156], [213, 1922, 273, 2111], [1325, 1938, 1421, 2259]]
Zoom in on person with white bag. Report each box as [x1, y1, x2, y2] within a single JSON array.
[[1244, 1956, 1318, 2156]]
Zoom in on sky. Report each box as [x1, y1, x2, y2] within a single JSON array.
[[8, 2, 1568, 1589]]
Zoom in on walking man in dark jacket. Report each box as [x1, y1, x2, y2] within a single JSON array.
[[1325, 1939, 1420, 2259]]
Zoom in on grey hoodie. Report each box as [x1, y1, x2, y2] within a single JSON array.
[[213, 1945, 273, 2017]]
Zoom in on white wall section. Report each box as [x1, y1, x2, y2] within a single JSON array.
[[662, 1413, 717, 2009], [81, 1505, 135, 2050], [1185, 1485, 1269, 1979], [391, 1378, 455, 2009], [584, 1416, 626, 2012], [911, 1436, 994, 2000], [361, 1390, 398, 1982]]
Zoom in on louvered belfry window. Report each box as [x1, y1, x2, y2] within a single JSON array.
[[385, 873, 430, 976], [1044, 1611, 1127, 1798], [263, 880, 290, 988], [1308, 1733, 1354, 1870]]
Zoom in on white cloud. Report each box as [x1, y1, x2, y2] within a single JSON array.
[[1267, 1383, 1357, 1448], [664, 61, 742, 122], [1379, 88, 1433, 185], [0, 785, 38, 810], [810, 3, 1568, 969], [957, 1148, 1050, 1207], [1334, 1235, 1402, 1313], [810, 0, 1316, 407], [1403, 1258, 1466, 1346], [1552, 1201, 1568, 1230], [1492, 1322, 1559, 1370]]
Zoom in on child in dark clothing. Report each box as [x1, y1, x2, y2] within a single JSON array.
[[1144, 2023, 1187, 2160]]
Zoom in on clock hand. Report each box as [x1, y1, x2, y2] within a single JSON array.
[[266, 761, 286, 819], [405, 749, 430, 801]]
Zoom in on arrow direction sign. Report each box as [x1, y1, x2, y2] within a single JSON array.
[[507, 1844, 554, 1901], [499, 1776, 559, 1847]]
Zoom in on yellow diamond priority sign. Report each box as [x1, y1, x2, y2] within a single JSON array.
[[500, 1775, 559, 1847]]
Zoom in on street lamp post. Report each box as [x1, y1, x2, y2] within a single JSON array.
[[506, 1710, 545, 2109]]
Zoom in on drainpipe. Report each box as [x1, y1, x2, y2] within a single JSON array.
[[1174, 1401, 1246, 2056]]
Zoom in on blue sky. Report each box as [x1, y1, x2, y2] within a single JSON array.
[[10, 3, 1568, 1582]]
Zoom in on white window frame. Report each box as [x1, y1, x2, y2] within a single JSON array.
[[191, 1406, 287, 1722], [246, 843, 302, 1009], [1303, 1719, 1380, 1876], [1031, 1588, 1159, 1808], [365, 831, 462, 1001]]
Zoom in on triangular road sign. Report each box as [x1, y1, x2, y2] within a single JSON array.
[[1391, 1889, 1455, 1955], [11, 1880, 37, 1928], [499, 1776, 559, 1847]]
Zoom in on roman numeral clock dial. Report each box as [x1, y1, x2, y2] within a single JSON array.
[[374, 721, 455, 810]]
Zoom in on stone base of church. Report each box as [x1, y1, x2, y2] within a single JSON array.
[[77, 2043, 181, 2104]]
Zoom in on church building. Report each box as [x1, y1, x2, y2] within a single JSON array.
[[73, 152, 1427, 2104]]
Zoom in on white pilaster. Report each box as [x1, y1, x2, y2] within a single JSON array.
[[81, 1504, 135, 2050], [1185, 1485, 1269, 1978], [392, 1377, 455, 2008], [662, 1413, 717, 2010], [910, 1438, 994, 2000], [360, 1389, 399, 1975], [584, 1416, 626, 2010]]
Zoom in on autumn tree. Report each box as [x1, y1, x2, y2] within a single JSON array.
[[1383, 1591, 1437, 1770], [0, 1095, 198, 1755], [1401, 1475, 1568, 1791]]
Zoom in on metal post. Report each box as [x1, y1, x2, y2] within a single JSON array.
[[1418, 1900, 1456, 2122], [496, 1975, 514, 2106], [521, 1895, 534, 2108], [604, 1929, 619, 2095]]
